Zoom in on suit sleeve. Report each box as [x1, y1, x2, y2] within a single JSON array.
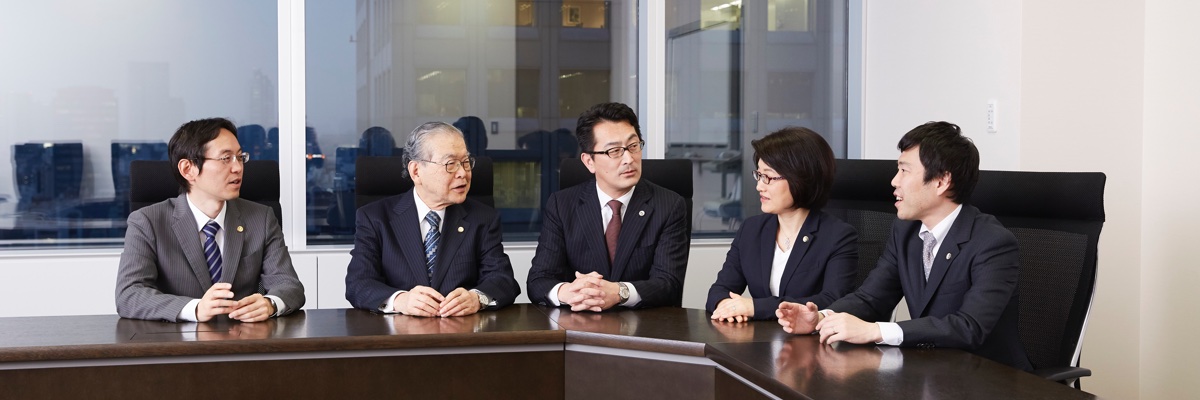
[[257, 210, 305, 315], [114, 210, 193, 322], [469, 210, 521, 308], [526, 193, 572, 306], [829, 222, 907, 322], [626, 194, 689, 308], [896, 228, 1020, 349], [783, 224, 858, 310], [707, 226, 748, 314], [345, 206, 404, 310]]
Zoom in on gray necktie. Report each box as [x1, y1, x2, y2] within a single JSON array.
[[920, 231, 936, 280]]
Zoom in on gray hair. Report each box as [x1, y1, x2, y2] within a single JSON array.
[[402, 121, 464, 178]]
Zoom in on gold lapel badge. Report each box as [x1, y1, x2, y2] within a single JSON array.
[[237, 226, 244, 233], [458, 226, 465, 233]]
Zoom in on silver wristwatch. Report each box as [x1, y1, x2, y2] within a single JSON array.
[[617, 283, 630, 305], [472, 289, 491, 309]]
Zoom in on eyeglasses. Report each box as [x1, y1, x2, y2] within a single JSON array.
[[752, 170, 785, 185], [585, 141, 645, 159], [417, 156, 476, 173], [204, 152, 250, 165]]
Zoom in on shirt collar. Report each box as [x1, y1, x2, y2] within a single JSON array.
[[185, 194, 227, 231], [920, 203, 963, 246], [596, 183, 636, 209], [413, 190, 445, 227]]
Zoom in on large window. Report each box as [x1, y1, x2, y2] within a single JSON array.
[[0, 1, 277, 248], [665, 0, 849, 236], [305, 0, 639, 245]]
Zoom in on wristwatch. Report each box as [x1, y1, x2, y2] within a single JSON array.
[[617, 283, 630, 305], [472, 289, 491, 309]]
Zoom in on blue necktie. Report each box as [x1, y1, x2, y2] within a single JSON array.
[[202, 221, 223, 283], [423, 211, 441, 282]]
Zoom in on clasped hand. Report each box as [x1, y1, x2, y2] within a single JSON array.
[[558, 271, 621, 312], [197, 283, 275, 322], [710, 292, 754, 322], [394, 286, 481, 317], [776, 301, 882, 345]]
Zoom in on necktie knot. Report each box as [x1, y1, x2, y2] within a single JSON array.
[[203, 221, 221, 237], [425, 211, 441, 228]]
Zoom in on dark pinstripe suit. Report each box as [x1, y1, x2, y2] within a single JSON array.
[[527, 179, 689, 308], [115, 195, 305, 322], [705, 210, 858, 319], [345, 190, 520, 310]]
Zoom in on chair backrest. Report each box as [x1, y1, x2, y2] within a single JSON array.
[[824, 159, 899, 289], [558, 158, 694, 233], [354, 156, 494, 210], [973, 170, 1105, 374], [129, 160, 283, 226]]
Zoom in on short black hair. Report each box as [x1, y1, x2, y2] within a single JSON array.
[[752, 127, 837, 210], [575, 102, 642, 152], [168, 118, 238, 193], [896, 121, 979, 204]]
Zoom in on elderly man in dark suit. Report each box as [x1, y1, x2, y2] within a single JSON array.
[[526, 102, 689, 311], [345, 122, 520, 316], [777, 121, 1032, 371], [116, 118, 304, 322]]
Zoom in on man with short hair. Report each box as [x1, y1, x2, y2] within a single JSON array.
[[777, 121, 1032, 371], [526, 102, 689, 311], [345, 122, 520, 316], [116, 117, 304, 322]]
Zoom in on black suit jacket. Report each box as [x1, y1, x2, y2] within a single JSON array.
[[526, 179, 689, 308], [706, 210, 858, 319], [345, 190, 521, 311], [829, 205, 1032, 371]]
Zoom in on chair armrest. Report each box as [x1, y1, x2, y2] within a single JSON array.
[[1033, 366, 1092, 384]]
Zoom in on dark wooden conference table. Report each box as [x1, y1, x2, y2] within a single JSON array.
[[0, 305, 1094, 399]]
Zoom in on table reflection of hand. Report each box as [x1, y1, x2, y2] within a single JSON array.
[[435, 313, 483, 334], [195, 321, 272, 341], [815, 343, 884, 382], [710, 319, 756, 342], [555, 310, 627, 334], [391, 314, 442, 335], [774, 339, 819, 389]]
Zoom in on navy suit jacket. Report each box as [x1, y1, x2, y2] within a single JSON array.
[[706, 210, 858, 319], [829, 205, 1032, 371], [345, 190, 521, 311], [526, 179, 689, 308]]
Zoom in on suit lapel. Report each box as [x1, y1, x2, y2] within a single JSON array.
[[757, 216, 779, 292], [221, 200, 244, 286], [913, 206, 976, 317], [578, 183, 611, 276], [611, 182, 653, 281], [391, 191, 433, 286], [169, 194, 216, 291], [433, 203, 469, 290], [778, 212, 821, 295]]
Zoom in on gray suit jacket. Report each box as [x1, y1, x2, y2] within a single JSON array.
[[115, 194, 305, 321]]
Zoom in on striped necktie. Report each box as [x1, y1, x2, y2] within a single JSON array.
[[202, 221, 223, 283], [423, 211, 441, 282]]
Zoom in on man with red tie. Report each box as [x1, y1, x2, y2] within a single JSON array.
[[526, 102, 689, 311]]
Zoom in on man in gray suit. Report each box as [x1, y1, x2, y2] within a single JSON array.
[[116, 118, 304, 322]]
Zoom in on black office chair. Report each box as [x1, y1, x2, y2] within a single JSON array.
[[354, 156, 494, 210], [825, 159, 899, 289], [974, 170, 1105, 388], [129, 160, 283, 226], [558, 158, 694, 233]]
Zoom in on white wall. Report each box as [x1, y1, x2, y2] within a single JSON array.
[[1140, 1, 1200, 398]]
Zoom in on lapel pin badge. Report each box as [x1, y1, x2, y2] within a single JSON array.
[[237, 226, 244, 232], [458, 226, 464, 233], [946, 253, 952, 260], [802, 236, 809, 243], [638, 210, 645, 217]]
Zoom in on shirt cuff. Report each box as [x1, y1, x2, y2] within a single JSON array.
[[264, 295, 285, 317], [876, 322, 904, 345], [381, 290, 406, 313], [622, 282, 642, 307], [549, 283, 565, 306], [179, 299, 201, 322]]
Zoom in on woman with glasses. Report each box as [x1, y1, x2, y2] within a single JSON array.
[[707, 127, 858, 322]]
